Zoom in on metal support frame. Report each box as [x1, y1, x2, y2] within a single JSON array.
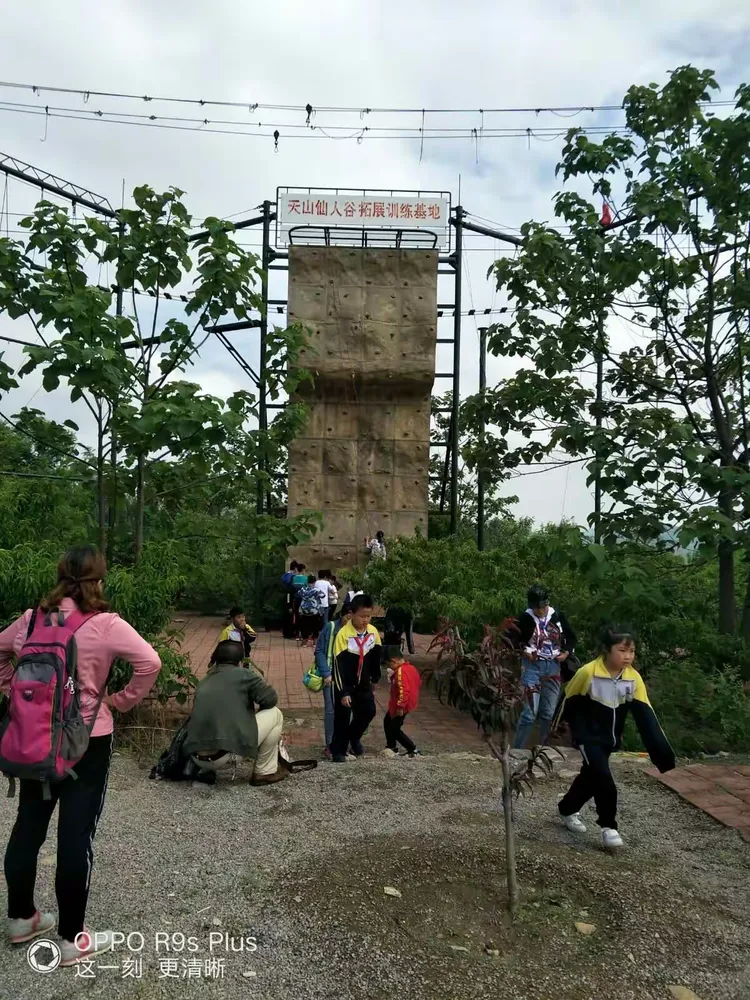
[[593, 312, 604, 544], [0, 155, 532, 541], [477, 327, 487, 551], [0, 151, 116, 218], [429, 206, 524, 537], [214, 330, 260, 387], [449, 206, 464, 535], [258, 199, 272, 515]]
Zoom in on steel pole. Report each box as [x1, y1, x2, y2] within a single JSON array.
[[257, 199, 271, 516], [449, 206, 464, 535], [593, 318, 604, 543], [477, 326, 487, 551], [107, 219, 125, 563]]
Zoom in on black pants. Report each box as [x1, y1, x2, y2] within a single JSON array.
[[383, 712, 417, 754], [4, 734, 113, 942], [331, 688, 376, 757], [558, 743, 618, 830], [299, 614, 322, 640], [282, 597, 297, 639]]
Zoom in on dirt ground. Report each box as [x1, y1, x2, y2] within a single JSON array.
[[0, 751, 748, 1000]]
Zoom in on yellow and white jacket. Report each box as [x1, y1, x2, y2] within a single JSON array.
[[332, 622, 382, 697], [562, 658, 675, 773]]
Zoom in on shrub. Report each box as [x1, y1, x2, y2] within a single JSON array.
[[109, 626, 196, 705], [105, 541, 185, 636], [0, 541, 193, 711], [0, 544, 58, 628], [627, 658, 750, 756]]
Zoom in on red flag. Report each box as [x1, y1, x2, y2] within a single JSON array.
[[600, 201, 613, 226]]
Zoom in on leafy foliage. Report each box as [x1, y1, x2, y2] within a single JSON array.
[[429, 392, 517, 538], [426, 618, 562, 916], [0, 539, 194, 706], [428, 620, 524, 735], [364, 526, 750, 754], [0, 186, 316, 562], [463, 66, 750, 636]]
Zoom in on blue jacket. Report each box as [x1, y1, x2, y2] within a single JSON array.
[[314, 619, 344, 678]]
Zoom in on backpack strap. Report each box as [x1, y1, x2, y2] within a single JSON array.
[[25, 608, 39, 640], [59, 608, 98, 635], [288, 759, 318, 773], [326, 621, 336, 666], [58, 609, 108, 734], [86, 683, 109, 736]]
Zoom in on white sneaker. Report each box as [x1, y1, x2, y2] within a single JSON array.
[[561, 812, 587, 834], [60, 929, 117, 967], [7, 910, 55, 944], [381, 748, 400, 758], [601, 827, 624, 850]]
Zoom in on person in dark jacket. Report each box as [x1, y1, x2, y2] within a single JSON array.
[[281, 562, 299, 639], [558, 624, 675, 850], [330, 594, 382, 762], [513, 584, 577, 749], [184, 641, 286, 786], [383, 606, 416, 655]]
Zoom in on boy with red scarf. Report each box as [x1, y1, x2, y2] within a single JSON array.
[[330, 594, 381, 763]]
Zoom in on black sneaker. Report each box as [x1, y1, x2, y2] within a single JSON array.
[[407, 749, 422, 759], [349, 740, 364, 757], [332, 754, 348, 763]]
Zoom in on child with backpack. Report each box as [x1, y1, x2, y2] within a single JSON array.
[[381, 646, 422, 759], [297, 575, 323, 646], [0, 546, 161, 966]]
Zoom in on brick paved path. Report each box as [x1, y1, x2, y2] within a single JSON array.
[[174, 616, 487, 756], [649, 762, 750, 843], [171, 614, 225, 677]]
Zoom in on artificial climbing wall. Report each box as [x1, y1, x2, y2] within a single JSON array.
[[286, 246, 438, 571]]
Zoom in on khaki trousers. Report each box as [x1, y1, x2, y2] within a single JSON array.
[[253, 706, 284, 776], [191, 706, 284, 777]]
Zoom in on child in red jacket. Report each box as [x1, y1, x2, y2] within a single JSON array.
[[382, 646, 422, 759]]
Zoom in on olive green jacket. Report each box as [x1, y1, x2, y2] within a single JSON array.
[[184, 661, 278, 759]]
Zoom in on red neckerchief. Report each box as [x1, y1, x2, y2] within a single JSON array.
[[353, 630, 370, 683]]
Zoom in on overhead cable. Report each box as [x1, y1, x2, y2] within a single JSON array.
[[0, 78, 736, 116]]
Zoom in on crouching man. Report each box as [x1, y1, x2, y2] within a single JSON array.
[[184, 640, 286, 786]]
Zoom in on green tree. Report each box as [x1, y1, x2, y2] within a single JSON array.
[[466, 66, 750, 637], [429, 622, 560, 916], [0, 411, 93, 549], [429, 393, 517, 539], [0, 187, 313, 561]]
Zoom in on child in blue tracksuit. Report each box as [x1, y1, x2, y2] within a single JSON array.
[[314, 608, 352, 759]]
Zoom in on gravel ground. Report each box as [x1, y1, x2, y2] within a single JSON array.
[[0, 750, 748, 1000]]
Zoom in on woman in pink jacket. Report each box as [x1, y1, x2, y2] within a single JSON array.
[[0, 545, 161, 966]]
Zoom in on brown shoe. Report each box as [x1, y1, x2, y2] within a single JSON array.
[[250, 767, 288, 786]]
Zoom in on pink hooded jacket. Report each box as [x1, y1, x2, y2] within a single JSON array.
[[0, 597, 162, 737]]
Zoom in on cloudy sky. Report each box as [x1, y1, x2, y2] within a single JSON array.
[[1, 0, 749, 526]]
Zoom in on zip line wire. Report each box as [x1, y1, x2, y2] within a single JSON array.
[[0, 103, 636, 142], [0, 98, 638, 134], [0, 79, 736, 116]]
